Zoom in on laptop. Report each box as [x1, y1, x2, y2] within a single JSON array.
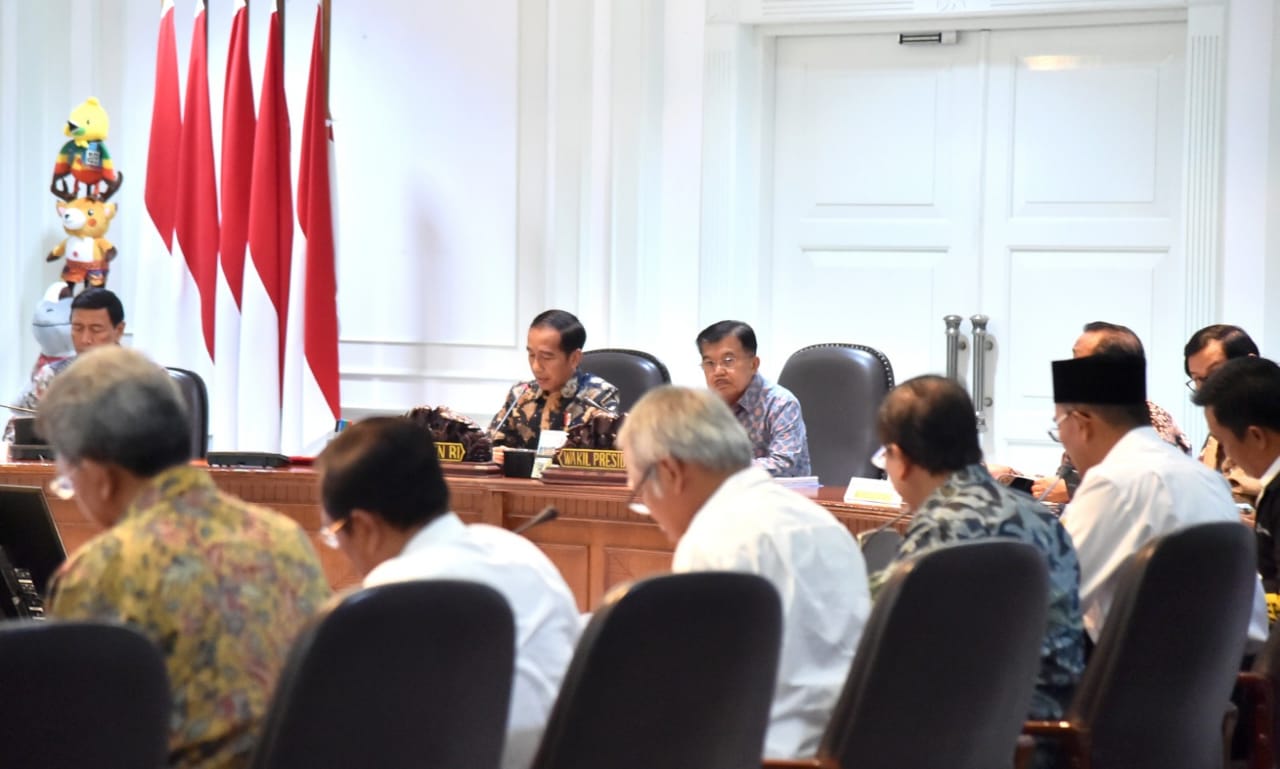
[[0, 485, 67, 596]]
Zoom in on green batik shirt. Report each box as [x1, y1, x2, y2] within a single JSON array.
[[870, 463, 1085, 720], [48, 465, 331, 769], [487, 370, 620, 449]]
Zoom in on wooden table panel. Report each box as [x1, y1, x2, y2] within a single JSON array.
[[0, 462, 905, 609]]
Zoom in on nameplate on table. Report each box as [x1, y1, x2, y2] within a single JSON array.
[[556, 448, 625, 471], [435, 442, 466, 463]]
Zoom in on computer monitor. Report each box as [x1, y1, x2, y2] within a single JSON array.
[[0, 485, 67, 596]]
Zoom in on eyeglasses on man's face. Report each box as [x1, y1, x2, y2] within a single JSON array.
[[871, 446, 888, 471], [1047, 411, 1076, 443], [319, 517, 350, 549], [699, 355, 742, 372], [628, 464, 658, 516]]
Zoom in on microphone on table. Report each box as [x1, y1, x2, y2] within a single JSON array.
[[514, 506, 559, 536], [492, 383, 531, 436], [1036, 461, 1072, 504], [577, 394, 619, 417], [857, 504, 914, 545]]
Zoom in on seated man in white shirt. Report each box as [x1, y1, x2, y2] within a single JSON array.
[[1053, 353, 1268, 649], [317, 417, 581, 769], [617, 386, 870, 759]]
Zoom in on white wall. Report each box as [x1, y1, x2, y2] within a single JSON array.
[[0, 0, 1275, 431]]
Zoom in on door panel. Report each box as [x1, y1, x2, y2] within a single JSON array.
[[770, 22, 1187, 472]]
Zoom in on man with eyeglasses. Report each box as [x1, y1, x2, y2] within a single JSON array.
[[1028, 321, 1190, 503], [618, 386, 867, 759], [1185, 324, 1262, 507], [696, 320, 811, 477], [1053, 352, 1267, 647], [872, 375, 1084, 726], [317, 416, 580, 769], [38, 346, 330, 769]]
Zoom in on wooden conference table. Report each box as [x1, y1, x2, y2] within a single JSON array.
[[0, 462, 904, 611]]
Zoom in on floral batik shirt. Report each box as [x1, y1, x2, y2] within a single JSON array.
[[731, 373, 812, 478], [488, 370, 620, 450], [47, 465, 331, 769]]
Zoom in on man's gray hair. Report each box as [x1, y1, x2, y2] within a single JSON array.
[[38, 346, 192, 477], [619, 386, 753, 473]]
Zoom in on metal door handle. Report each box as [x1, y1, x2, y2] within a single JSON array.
[[970, 314, 993, 431], [943, 314, 967, 382]]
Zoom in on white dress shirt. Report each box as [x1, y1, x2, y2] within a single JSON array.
[[1062, 427, 1268, 646], [673, 466, 871, 758], [365, 512, 581, 769]]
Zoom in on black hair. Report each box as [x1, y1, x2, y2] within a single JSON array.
[[877, 375, 982, 474], [696, 320, 758, 356], [1192, 357, 1280, 439], [1183, 324, 1259, 377], [71, 288, 125, 327], [1081, 321, 1144, 358], [317, 417, 450, 529], [530, 310, 586, 354]]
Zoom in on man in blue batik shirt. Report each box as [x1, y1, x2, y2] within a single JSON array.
[[696, 320, 811, 478], [872, 374, 1084, 727]]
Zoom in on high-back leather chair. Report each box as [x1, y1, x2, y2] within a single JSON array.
[[1026, 522, 1257, 769], [531, 572, 781, 769], [0, 621, 170, 769], [579, 349, 671, 413], [777, 343, 894, 485], [166, 367, 209, 459], [250, 580, 515, 769], [764, 540, 1048, 769]]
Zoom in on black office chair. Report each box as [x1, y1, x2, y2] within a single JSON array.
[[579, 349, 671, 413], [0, 621, 170, 769], [1027, 522, 1257, 769], [250, 580, 516, 769], [166, 367, 209, 459], [766, 540, 1049, 769], [777, 344, 894, 485], [531, 572, 782, 769]]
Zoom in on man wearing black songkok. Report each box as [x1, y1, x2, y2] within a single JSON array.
[[1053, 353, 1267, 648]]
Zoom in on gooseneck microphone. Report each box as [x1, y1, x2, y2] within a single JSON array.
[[577, 393, 619, 417], [492, 383, 530, 436], [1, 404, 37, 415], [860, 504, 914, 542], [1037, 461, 1072, 503], [514, 506, 559, 536]]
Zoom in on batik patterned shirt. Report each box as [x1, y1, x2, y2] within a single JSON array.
[[1060, 399, 1191, 497], [48, 465, 331, 769], [731, 373, 812, 478], [871, 464, 1085, 720], [488, 370, 620, 450], [1200, 434, 1262, 507]]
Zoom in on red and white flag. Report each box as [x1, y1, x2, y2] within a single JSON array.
[[212, 0, 254, 449], [282, 1, 341, 454], [238, 0, 293, 451], [136, 0, 183, 367], [169, 0, 219, 382]]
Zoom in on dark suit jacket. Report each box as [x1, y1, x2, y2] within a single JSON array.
[[1257, 473, 1280, 592]]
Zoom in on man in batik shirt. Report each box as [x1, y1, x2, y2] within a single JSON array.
[[489, 309, 620, 450], [1029, 321, 1190, 501], [873, 375, 1084, 723], [40, 346, 330, 769], [696, 320, 811, 477]]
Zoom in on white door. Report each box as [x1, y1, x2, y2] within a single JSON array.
[[769, 22, 1186, 472]]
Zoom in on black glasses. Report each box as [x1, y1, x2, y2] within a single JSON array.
[[628, 464, 658, 515]]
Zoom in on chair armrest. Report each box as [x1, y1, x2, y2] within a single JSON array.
[[762, 759, 837, 769], [1024, 720, 1092, 769], [1238, 671, 1275, 769]]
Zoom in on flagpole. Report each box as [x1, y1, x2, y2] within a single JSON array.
[[322, 0, 331, 110]]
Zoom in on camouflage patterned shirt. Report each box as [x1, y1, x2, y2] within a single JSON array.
[[872, 463, 1085, 720], [487, 370, 620, 450]]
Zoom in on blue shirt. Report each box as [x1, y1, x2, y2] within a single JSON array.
[[731, 374, 812, 478]]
